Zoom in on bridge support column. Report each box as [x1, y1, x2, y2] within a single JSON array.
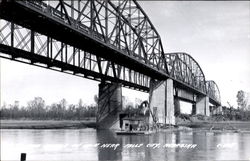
[[96, 82, 122, 130], [196, 96, 210, 116], [174, 98, 181, 116], [211, 105, 223, 115], [217, 106, 223, 115], [192, 103, 196, 115], [149, 79, 175, 125]]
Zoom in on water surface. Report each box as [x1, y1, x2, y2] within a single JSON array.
[[1, 129, 250, 161]]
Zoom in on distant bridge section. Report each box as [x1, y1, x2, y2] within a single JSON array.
[[206, 80, 221, 105], [165, 53, 221, 105], [165, 52, 206, 94]]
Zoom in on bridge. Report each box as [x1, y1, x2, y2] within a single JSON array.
[[0, 0, 221, 129]]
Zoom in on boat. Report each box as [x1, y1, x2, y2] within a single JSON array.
[[115, 101, 158, 135]]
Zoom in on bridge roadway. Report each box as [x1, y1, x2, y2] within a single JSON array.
[[0, 0, 221, 129]]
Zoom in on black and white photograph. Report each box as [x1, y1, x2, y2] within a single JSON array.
[[0, 0, 250, 161]]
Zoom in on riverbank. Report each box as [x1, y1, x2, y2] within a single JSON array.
[[0, 119, 96, 129], [1, 119, 250, 131], [177, 120, 250, 132]]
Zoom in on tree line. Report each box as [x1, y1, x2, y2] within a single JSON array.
[[0, 97, 97, 120], [1, 90, 249, 120]]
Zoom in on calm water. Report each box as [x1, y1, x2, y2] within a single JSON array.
[[1, 128, 250, 161]]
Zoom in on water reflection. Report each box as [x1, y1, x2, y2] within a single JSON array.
[[1, 129, 250, 161], [96, 130, 122, 161]]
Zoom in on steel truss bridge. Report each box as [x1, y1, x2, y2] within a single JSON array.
[[0, 0, 221, 105]]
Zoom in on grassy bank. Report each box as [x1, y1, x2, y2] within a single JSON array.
[[0, 119, 96, 129]]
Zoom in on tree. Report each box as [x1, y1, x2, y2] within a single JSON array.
[[27, 97, 46, 118], [59, 98, 67, 110], [27, 97, 45, 110], [236, 90, 247, 111], [56, 98, 67, 119], [78, 99, 83, 108]]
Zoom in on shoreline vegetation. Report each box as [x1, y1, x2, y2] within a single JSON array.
[[1, 95, 250, 131], [1, 97, 97, 121]]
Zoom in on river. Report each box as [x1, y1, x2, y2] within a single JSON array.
[[1, 129, 250, 161]]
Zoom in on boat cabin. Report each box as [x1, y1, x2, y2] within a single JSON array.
[[120, 116, 148, 131]]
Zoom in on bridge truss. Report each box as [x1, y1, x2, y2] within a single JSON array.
[[165, 53, 207, 94], [0, 0, 221, 105], [206, 80, 221, 105], [0, 19, 150, 91]]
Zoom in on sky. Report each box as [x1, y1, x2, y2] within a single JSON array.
[[0, 1, 250, 109]]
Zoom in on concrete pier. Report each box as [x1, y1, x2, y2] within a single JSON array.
[[196, 96, 210, 116], [149, 79, 175, 125], [174, 98, 181, 116], [96, 82, 122, 130]]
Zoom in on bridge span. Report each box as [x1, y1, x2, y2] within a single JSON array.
[[0, 0, 221, 129]]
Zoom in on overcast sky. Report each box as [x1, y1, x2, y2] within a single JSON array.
[[1, 1, 250, 108]]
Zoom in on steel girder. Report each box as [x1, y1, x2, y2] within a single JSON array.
[[206, 80, 221, 105], [4, 0, 167, 75], [0, 20, 150, 91]]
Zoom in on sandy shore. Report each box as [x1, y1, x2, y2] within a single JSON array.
[[0, 119, 96, 129]]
